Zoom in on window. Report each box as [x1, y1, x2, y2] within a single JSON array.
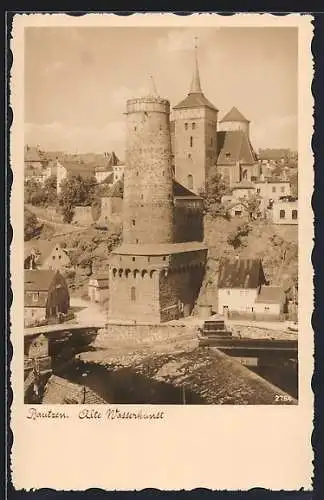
[[163, 256, 166, 261], [281, 186, 285, 193], [235, 210, 242, 216], [32, 292, 38, 302], [227, 290, 230, 295], [187, 174, 193, 190], [280, 209, 286, 219], [292, 209, 298, 220], [132, 219, 136, 226], [210, 138, 213, 146], [185, 123, 188, 130], [136, 239, 139, 244], [132, 257, 136, 262], [192, 122, 196, 130], [225, 152, 231, 158], [190, 136, 193, 148], [141, 194, 143, 199], [257, 188, 261, 194], [264, 306, 270, 312], [188, 153, 191, 159], [131, 286, 136, 301], [272, 186, 276, 193], [52, 255, 55, 260], [58, 255, 61, 260]]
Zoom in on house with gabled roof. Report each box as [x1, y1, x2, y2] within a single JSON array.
[[217, 258, 286, 318], [218, 258, 266, 315], [24, 241, 71, 271], [24, 269, 70, 326]]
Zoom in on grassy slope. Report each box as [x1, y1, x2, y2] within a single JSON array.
[[199, 215, 298, 309]]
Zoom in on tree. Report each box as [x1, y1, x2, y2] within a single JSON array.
[[43, 175, 57, 206], [239, 193, 262, 221], [205, 172, 230, 202], [58, 175, 97, 223], [24, 178, 46, 206], [24, 208, 42, 241], [227, 223, 252, 249]]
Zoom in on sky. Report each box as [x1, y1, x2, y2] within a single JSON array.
[[24, 26, 298, 157]]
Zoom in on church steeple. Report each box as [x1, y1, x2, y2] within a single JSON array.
[[189, 37, 202, 94]]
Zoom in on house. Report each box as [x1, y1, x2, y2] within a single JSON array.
[[231, 180, 257, 200], [42, 375, 106, 404], [217, 258, 286, 319], [24, 269, 70, 326], [225, 201, 250, 219], [98, 179, 124, 225], [271, 199, 298, 225], [56, 159, 96, 195], [88, 275, 109, 303], [173, 180, 204, 243], [254, 286, 287, 316], [254, 180, 291, 203], [24, 241, 71, 271], [217, 259, 267, 315], [95, 152, 123, 184], [24, 145, 52, 184]]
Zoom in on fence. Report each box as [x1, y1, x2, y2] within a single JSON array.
[[228, 311, 290, 322]]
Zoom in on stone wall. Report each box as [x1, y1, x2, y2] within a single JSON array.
[[72, 206, 94, 226], [174, 198, 204, 243]]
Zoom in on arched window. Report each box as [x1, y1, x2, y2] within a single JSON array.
[[187, 174, 193, 190], [190, 136, 193, 148], [130, 286, 136, 301]]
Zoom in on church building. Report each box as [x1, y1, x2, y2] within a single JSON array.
[[170, 42, 260, 192], [171, 43, 219, 195]]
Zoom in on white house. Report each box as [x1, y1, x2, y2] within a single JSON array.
[[88, 275, 109, 303], [217, 258, 286, 319]]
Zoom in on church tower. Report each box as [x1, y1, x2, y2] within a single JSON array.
[[172, 39, 218, 194]]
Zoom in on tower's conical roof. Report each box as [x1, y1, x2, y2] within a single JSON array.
[[189, 45, 202, 94], [220, 106, 250, 123], [173, 39, 218, 112]]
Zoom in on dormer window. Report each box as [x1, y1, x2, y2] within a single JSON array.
[[225, 152, 231, 158]]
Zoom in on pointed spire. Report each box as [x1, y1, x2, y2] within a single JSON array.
[[147, 75, 159, 97], [189, 37, 202, 94]]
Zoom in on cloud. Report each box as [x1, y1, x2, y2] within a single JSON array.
[[25, 121, 126, 156], [251, 114, 297, 150], [156, 28, 219, 54]]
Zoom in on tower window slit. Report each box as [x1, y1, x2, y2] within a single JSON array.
[[190, 136, 193, 148], [131, 286, 136, 301]]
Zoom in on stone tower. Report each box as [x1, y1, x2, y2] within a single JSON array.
[[172, 40, 218, 194], [219, 106, 250, 137], [123, 80, 174, 245], [108, 79, 207, 324]]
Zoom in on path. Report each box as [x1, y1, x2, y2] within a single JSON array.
[[70, 296, 107, 325]]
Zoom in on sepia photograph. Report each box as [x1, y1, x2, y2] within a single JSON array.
[[10, 13, 314, 492], [22, 24, 301, 406]]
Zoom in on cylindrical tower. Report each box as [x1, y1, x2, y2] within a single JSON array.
[[123, 94, 174, 245]]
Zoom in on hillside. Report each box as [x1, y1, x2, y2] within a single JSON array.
[[198, 215, 298, 310]]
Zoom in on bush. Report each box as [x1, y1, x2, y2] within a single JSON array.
[[24, 208, 42, 241]]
